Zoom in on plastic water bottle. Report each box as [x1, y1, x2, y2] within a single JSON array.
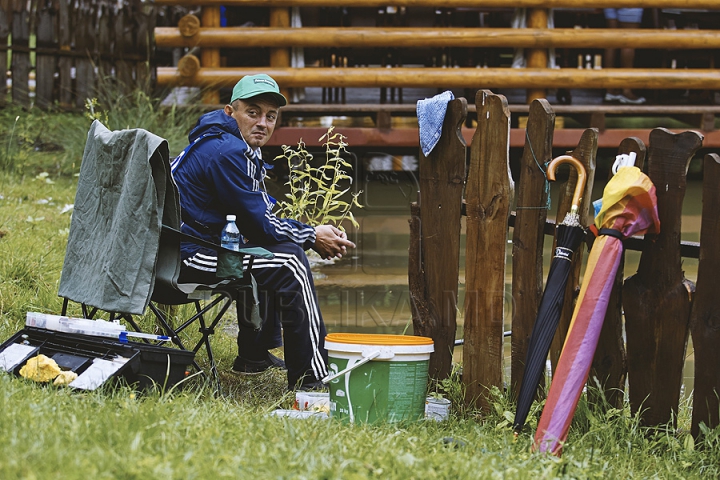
[[220, 214, 240, 251]]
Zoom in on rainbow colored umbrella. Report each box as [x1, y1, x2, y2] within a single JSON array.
[[533, 166, 660, 456]]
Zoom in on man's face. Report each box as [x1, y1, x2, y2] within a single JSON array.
[[225, 95, 279, 149]]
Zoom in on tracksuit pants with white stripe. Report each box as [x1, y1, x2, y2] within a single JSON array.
[[181, 241, 328, 388]]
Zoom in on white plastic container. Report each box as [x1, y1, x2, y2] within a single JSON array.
[[26, 312, 125, 338], [425, 396, 451, 421]]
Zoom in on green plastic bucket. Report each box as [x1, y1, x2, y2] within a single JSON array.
[[323, 333, 434, 424]]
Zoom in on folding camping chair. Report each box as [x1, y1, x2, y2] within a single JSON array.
[[58, 120, 273, 389]]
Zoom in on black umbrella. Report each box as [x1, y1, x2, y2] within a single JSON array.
[[513, 155, 588, 435]]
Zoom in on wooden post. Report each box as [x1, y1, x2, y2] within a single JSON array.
[[10, 0, 29, 108], [408, 98, 466, 381], [589, 137, 646, 409], [269, 7, 291, 102], [525, 8, 547, 104], [463, 90, 512, 411], [549, 129, 597, 371], [201, 6, 221, 104], [624, 128, 704, 427], [509, 99, 555, 400], [690, 153, 720, 438]]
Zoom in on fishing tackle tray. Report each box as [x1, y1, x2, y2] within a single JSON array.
[[0, 327, 194, 391]]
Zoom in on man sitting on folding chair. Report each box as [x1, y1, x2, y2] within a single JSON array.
[[171, 74, 355, 391]]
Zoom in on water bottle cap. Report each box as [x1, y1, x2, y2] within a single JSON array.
[[226, 214, 236, 221]]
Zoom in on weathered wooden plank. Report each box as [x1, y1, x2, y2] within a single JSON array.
[[549, 129, 597, 371], [690, 153, 720, 438], [135, 0, 155, 88], [463, 90, 512, 411], [589, 137, 646, 409], [509, 98, 554, 400], [0, 0, 10, 107], [409, 98, 466, 380], [35, 0, 57, 109], [115, 3, 134, 91], [624, 128, 704, 427], [96, 3, 112, 78], [11, 0, 30, 107], [74, 1, 95, 109], [57, 0, 72, 109]]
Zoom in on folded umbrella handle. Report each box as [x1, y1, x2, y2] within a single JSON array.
[[546, 155, 587, 216]]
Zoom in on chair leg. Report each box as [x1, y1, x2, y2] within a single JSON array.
[[149, 291, 235, 393], [190, 293, 234, 392]]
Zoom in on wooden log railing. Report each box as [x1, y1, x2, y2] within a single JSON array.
[[157, 67, 720, 91], [154, 0, 720, 104], [155, 27, 720, 49]]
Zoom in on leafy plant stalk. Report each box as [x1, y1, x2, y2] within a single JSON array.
[[275, 127, 362, 229]]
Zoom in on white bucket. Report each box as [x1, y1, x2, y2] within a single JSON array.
[[323, 333, 434, 424]]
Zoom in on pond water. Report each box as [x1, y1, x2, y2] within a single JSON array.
[[287, 159, 704, 395]]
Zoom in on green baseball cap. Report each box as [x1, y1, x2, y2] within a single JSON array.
[[230, 74, 287, 107]]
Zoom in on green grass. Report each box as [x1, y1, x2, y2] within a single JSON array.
[[1, 92, 719, 479]]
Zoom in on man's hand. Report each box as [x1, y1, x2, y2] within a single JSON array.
[[313, 225, 356, 260]]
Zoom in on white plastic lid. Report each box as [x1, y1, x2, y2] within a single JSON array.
[[226, 214, 236, 221]]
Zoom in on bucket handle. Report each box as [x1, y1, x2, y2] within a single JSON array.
[[321, 350, 381, 384]]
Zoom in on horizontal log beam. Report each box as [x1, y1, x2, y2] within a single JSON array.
[[152, 0, 720, 9], [265, 126, 720, 149], [157, 66, 720, 90], [278, 103, 720, 116], [155, 27, 720, 50]]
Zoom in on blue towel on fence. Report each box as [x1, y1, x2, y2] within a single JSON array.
[[417, 90, 455, 157]]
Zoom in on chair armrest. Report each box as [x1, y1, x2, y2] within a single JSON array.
[[161, 225, 274, 259]]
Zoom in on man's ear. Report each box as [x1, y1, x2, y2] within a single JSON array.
[[224, 104, 235, 116]]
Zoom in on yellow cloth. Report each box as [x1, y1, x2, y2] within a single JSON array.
[[53, 370, 78, 386], [19, 354, 62, 382]]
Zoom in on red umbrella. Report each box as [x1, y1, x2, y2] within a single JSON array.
[[533, 166, 660, 456]]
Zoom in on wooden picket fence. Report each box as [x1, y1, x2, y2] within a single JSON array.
[[0, 0, 158, 110], [410, 90, 719, 437]]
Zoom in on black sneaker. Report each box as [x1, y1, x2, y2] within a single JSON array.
[[232, 352, 286, 375], [294, 378, 328, 392]]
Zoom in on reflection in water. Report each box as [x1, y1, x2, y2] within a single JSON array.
[[311, 172, 703, 396]]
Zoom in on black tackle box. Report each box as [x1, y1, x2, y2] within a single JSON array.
[[0, 327, 195, 391]]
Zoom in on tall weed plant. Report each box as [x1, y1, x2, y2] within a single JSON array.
[[274, 127, 362, 229]]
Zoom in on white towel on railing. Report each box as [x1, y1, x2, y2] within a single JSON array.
[[416, 90, 454, 157]]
